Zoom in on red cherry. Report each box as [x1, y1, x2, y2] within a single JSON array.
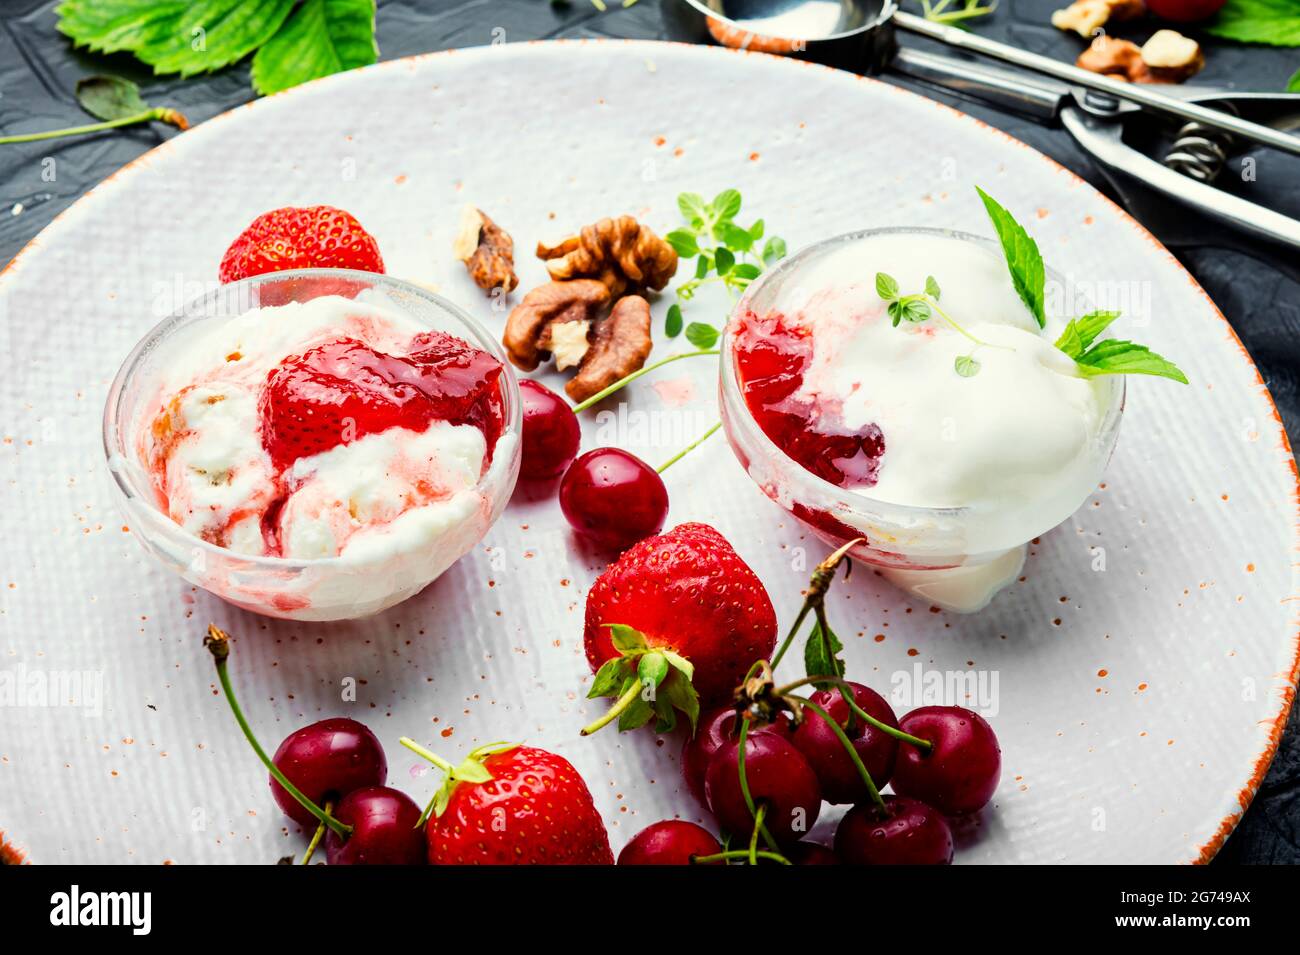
[[324, 785, 426, 865], [559, 448, 668, 550], [1145, 0, 1226, 22], [617, 820, 722, 865], [270, 718, 387, 828], [834, 796, 954, 865], [518, 379, 581, 480], [682, 707, 793, 805], [787, 841, 840, 865], [891, 706, 1001, 816], [704, 732, 821, 847], [790, 682, 899, 804]]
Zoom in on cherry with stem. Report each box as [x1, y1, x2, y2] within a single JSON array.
[[204, 625, 351, 841]]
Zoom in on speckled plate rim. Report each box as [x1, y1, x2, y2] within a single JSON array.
[[1, 38, 1296, 865]]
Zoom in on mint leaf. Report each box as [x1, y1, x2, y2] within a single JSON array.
[[665, 303, 684, 338], [665, 229, 700, 258], [685, 322, 719, 349], [714, 247, 735, 276], [749, 219, 765, 241], [976, 186, 1045, 328], [762, 236, 787, 263], [804, 619, 845, 690], [1205, 0, 1300, 46], [954, 355, 980, 377], [1074, 340, 1188, 383], [711, 188, 742, 221], [925, 275, 942, 301], [58, 0, 297, 78], [252, 0, 377, 95], [875, 272, 899, 300], [1053, 310, 1120, 360]]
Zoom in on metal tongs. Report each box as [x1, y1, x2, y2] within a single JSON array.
[[666, 1, 1300, 249]]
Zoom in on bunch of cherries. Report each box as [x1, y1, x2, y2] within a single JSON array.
[[620, 693, 1000, 866]]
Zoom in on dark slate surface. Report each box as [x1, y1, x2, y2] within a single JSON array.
[[1, 0, 1295, 864]]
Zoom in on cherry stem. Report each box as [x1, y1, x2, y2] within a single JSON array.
[[737, 717, 780, 852], [748, 802, 767, 866], [398, 736, 455, 774], [796, 697, 887, 813], [692, 849, 791, 865], [657, 421, 721, 474], [775, 675, 933, 751], [579, 678, 643, 736], [569, 349, 719, 413], [204, 625, 351, 838], [300, 799, 333, 865], [0, 108, 187, 144], [769, 538, 864, 671]]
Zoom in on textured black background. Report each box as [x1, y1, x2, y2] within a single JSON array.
[[1, 0, 1296, 863]]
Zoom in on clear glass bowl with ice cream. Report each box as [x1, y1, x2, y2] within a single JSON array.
[[104, 269, 521, 621], [720, 228, 1125, 613]]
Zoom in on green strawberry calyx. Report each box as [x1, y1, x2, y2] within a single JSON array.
[[398, 737, 520, 826], [579, 624, 701, 737]]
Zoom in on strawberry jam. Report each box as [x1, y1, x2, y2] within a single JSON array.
[[259, 331, 504, 472], [732, 310, 885, 488]]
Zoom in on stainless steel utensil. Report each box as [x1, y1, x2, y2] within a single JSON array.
[[664, 0, 1300, 248]]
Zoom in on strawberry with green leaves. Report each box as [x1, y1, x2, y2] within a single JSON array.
[[580, 522, 777, 736], [401, 739, 614, 865]]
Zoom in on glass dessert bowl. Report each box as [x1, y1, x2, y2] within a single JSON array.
[[104, 269, 521, 621], [720, 227, 1125, 612]]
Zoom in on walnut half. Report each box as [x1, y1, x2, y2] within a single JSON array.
[[453, 204, 518, 295], [565, 295, 652, 403], [502, 280, 610, 372], [537, 215, 678, 297]]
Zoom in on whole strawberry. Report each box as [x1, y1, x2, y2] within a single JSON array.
[[581, 522, 777, 735], [218, 205, 385, 283], [406, 740, 614, 865]]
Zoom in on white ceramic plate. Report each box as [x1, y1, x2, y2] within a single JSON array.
[[1, 40, 1295, 865]]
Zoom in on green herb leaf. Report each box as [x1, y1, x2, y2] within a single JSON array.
[[976, 186, 1045, 328], [954, 354, 981, 377], [711, 188, 742, 221], [714, 247, 735, 276], [762, 236, 787, 264], [251, 0, 378, 95], [58, 0, 298, 78], [678, 192, 709, 225], [1204, 0, 1300, 46], [666, 229, 700, 258], [875, 271, 900, 300], [75, 75, 148, 121], [659, 668, 700, 735], [749, 219, 765, 241], [694, 255, 710, 280], [685, 322, 720, 349], [1053, 310, 1121, 360], [721, 222, 753, 252], [900, 299, 931, 323], [730, 263, 761, 284], [665, 303, 684, 338], [617, 675, 655, 732], [1074, 339, 1188, 383], [804, 619, 846, 691], [1289, 67, 1300, 92], [659, 648, 695, 681], [925, 275, 942, 300]]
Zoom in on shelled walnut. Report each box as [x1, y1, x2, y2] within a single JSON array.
[[502, 279, 654, 404], [452, 204, 518, 294], [1076, 36, 1150, 82], [536, 215, 678, 297], [1076, 30, 1203, 84]]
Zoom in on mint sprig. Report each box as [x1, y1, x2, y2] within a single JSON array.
[[666, 188, 787, 342], [876, 270, 994, 377], [976, 186, 1046, 329]]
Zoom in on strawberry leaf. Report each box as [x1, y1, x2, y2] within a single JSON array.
[[251, 0, 378, 95], [57, 0, 298, 78]]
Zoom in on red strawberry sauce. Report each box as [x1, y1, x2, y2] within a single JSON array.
[[731, 309, 885, 488]]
